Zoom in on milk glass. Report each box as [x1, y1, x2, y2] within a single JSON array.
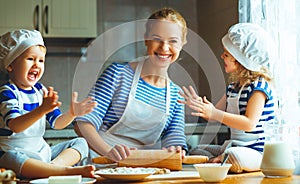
[[260, 122, 295, 177]]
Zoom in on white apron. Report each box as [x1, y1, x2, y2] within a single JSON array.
[[0, 82, 51, 162], [99, 60, 170, 149], [226, 84, 259, 146]]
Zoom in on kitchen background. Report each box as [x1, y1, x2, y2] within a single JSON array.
[[0, 0, 238, 146]]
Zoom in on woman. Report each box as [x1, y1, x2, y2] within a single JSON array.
[[74, 7, 188, 162]]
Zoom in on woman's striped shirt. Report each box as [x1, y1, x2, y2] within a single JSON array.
[[76, 62, 187, 150]]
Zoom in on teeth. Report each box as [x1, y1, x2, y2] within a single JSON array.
[[29, 71, 38, 75], [158, 55, 169, 59]]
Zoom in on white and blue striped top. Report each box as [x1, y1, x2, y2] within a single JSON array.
[[76, 62, 188, 150], [0, 82, 62, 137], [227, 78, 276, 152]]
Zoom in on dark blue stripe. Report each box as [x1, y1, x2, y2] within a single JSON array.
[[46, 108, 62, 126], [34, 83, 43, 90], [261, 116, 275, 121], [246, 130, 264, 134], [265, 103, 274, 108], [3, 109, 19, 120], [0, 90, 17, 102], [18, 87, 36, 94], [23, 103, 39, 111], [262, 110, 274, 115]]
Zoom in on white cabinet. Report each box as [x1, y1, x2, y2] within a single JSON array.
[[0, 0, 97, 38]]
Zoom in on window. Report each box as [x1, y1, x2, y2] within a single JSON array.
[[239, 0, 300, 125]]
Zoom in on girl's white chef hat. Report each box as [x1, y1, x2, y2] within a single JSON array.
[[0, 29, 45, 73], [222, 23, 274, 72]]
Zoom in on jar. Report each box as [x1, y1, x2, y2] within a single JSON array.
[[260, 122, 295, 177]]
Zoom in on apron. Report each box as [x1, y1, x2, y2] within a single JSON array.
[[226, 84, 259, 146], [0, 82, 51, 162], [99, 60, 170, 149]]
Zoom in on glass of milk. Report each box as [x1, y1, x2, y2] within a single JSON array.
[[260, 122, 296, 177]]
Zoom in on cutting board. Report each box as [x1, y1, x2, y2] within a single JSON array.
[[92, 150, 208, 171]]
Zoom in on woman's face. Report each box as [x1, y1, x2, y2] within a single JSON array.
[[7, 46, 46, 90], [221, 48, 238, 73], [145, 20, 183, 68]]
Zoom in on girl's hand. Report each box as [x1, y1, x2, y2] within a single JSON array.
[[178, 86, 203, 106], [190, 96, 215, 120], [105, 144, 133, 162], [163, 146, 186, 159], [178, 86, 217, 120], [40, 87, 62, 114], [69, 92, 97, 117]]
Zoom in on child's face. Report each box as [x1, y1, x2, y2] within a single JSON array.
[[7, 46, 46, 90], [144, 20, 183, 69], [221, 48, 238, 73]]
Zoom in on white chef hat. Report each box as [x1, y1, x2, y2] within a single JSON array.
[[222, 23, 273, 72], [0, 29, 45, 73]]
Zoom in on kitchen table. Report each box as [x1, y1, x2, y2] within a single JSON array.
[[95, 165, 300, 184], [17, 165, 300, 184]]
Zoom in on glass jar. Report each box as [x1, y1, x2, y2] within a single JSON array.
[[260, 122, 295, 177]]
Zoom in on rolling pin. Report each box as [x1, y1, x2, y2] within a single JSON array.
[[92, 150, 208, 171]]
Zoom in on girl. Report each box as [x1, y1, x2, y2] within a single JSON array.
[[179, 23, 276, 173]]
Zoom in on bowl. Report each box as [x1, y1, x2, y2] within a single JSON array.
[[194, 163, 232, 182]]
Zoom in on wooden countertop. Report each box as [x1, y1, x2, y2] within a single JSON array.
[[95, 165, 300, 184], [19, 165, 300, 184]]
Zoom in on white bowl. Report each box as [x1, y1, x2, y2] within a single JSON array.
[[194, 163, 232, 182]]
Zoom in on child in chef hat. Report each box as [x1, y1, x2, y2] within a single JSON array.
[[180, 23, 276, 173], [0, 29, 97, 179]]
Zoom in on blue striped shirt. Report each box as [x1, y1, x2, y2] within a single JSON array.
[[76, 62, 187, 150], [0, 82, 61, 133], [226, 78, 276, 152]]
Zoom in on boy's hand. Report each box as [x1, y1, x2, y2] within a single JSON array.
[[69, 92, 97, 117], [41, 87, 62, 114]]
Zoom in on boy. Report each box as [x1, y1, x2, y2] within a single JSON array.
[[0, 29, 96, 179]]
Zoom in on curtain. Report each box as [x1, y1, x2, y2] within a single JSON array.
[[239, 0, 300, 124], [239, 0, 300, 162]]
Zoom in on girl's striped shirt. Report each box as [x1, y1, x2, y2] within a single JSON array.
[[226, 78, 276, 152]]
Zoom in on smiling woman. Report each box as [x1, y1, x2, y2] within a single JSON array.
[[74, 7, 189, 164]]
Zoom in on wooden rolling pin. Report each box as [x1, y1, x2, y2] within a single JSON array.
[[92, 150, 208, 171]]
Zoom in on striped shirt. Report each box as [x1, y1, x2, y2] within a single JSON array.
[[0, 82, 61, 138], [76, 62, 187, 150], [226, 78, 276, 152]]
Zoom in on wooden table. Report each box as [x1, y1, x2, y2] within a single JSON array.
[[95, 165, 300, 184], [18, 165, 300, 184]]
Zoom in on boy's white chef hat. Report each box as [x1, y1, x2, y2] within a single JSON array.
[[0, 29, 45, 73], [222, 23, 273, 72]]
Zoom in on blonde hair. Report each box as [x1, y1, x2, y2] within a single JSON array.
[[229, 62, 273, 86], [145, 7, 187, 44]]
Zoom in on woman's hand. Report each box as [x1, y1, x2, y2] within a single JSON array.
[[69, 92, 97, 117], [163, 146, 186, 159], [105, 144, 134, 162]]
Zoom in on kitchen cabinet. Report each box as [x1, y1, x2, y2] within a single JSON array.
[[0, 0, 97, 38]]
